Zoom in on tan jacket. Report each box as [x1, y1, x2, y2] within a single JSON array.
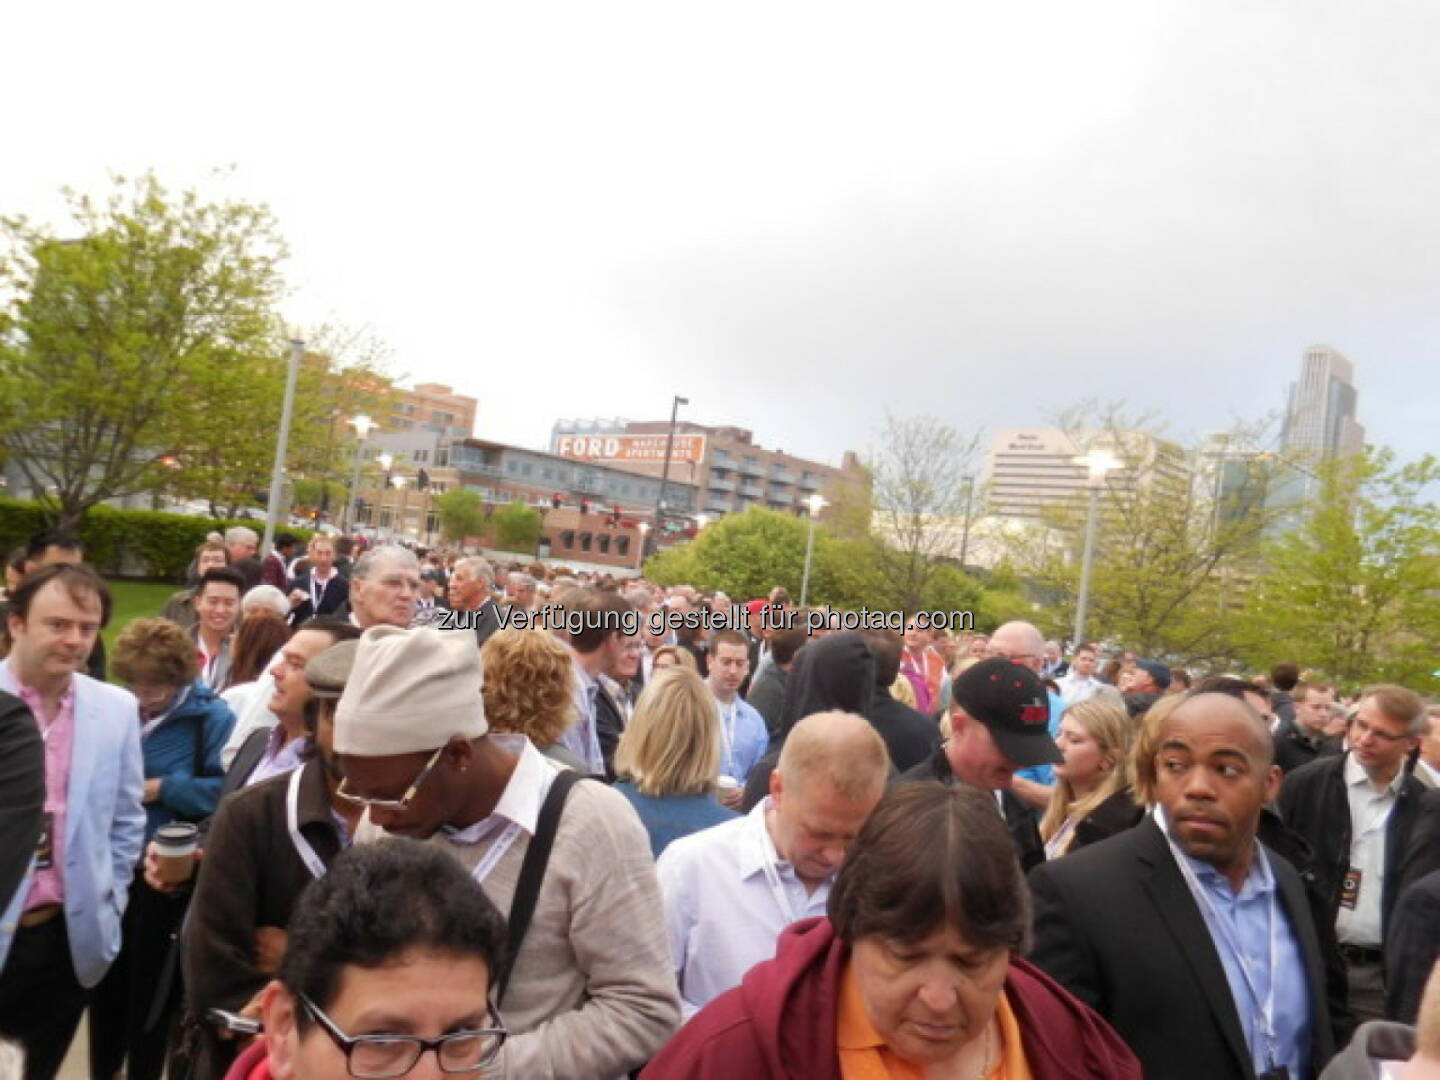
[[435, 768, 681, 1078]]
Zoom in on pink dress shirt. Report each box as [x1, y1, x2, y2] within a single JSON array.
[[15, 677, 76, 911]]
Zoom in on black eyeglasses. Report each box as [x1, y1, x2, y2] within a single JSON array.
[[298, 992, 507, 1078]]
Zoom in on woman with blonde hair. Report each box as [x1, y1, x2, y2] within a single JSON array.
[[480, 627, 586, 772], [613, 667, 737, 857], [1040, 697, 1143, 859]]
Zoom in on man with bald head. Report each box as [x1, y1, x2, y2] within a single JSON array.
[[986, 619, 1066, 810], [657, 710, 889, 1016], [1029, 692, 1340, 1079]]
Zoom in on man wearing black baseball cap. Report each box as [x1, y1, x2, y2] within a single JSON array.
[[1124, 659, 1171, 719], [900, 658, 1060, 871]]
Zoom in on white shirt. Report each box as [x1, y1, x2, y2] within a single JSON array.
[[1418, 759, 1440, 789], [443, 735, 557, 846], [1057, 672, 1102, 707], [556, 657, 604, 775], [657, 797, 832, 1017], [1336, 754, 1402, 947], [218, 649, 284, 770]]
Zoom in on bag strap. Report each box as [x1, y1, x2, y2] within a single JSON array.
[[496, 768, 582, 1006]]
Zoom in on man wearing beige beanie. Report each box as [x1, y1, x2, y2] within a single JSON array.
[[333, 625, 680, 1078]]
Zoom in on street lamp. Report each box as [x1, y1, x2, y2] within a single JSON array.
[[345, 414, 376, 533], [636, 521, 651, 571], [799, 492, 827, 607], [261, 334, 305, 557], [651, 395, 689, 554], [1071, 450, 1122, 648]]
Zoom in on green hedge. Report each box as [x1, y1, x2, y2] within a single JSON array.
[[0, 498, 313, 582]]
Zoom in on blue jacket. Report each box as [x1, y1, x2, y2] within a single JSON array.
[[0, 665, 146, 988], [141, 681, 235, 841]]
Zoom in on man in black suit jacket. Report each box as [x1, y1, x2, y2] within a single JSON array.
[[862, 628, 941, 773], [0, 691, 44, 914], [1029, 692, 1342, 1080]]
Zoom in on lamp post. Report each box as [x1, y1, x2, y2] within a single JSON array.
[[261, 335, 305, 557], [345, 414, 376, 533], [651, 394, 689, 555], [958, 474, 976, 568], [391, 475, 409, 541], [799, 492, 827, 607], [1071, 450, 1121, 648], [636, 522, 650, 571]]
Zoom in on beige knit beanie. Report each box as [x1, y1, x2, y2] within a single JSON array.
[[334, 625, 487, 756]]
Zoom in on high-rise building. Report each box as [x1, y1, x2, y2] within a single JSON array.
[[1275, 345, 1365, 504], [983, 427, 1181, 522], [1280, 346, 1365, 461]]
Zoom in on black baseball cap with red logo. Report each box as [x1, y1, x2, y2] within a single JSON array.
[[951, 658, 1062, 768]]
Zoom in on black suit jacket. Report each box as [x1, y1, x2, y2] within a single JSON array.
[[466, 599, 504, 650], [0, 691, 44, 914], [1028, 818, 1339, 1080], [288, 573, 349, 626], [866, 685, 941, 774]]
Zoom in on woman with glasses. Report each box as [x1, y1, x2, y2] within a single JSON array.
[[224, 839, 508, 1080]]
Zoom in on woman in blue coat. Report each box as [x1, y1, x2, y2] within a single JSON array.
[[92, 617, 235, 1080]]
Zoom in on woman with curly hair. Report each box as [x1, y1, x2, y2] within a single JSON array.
[[480, 628, 586, 772]]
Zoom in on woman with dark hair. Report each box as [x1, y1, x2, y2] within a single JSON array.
[[644, 782, 1140, 1079], [225, 613, 292, 690]]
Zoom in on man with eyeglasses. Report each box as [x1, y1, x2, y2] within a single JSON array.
[[1279, 684, 1428, 1022], [223, 839, 508, 1080], [334, 626, 679, 1077], [335, 546, 420, 630]]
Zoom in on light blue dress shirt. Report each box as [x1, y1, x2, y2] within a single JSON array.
[[1176, 842, 1312, 1080], [715, 697, 768, 784]]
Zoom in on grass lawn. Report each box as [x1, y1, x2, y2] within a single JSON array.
[[103, 579, 179, 661]]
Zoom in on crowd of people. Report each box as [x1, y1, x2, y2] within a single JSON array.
[[1, 524, 1440, 1079]]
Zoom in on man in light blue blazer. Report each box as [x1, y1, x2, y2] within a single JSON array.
[[0, 564, 145, 1080]]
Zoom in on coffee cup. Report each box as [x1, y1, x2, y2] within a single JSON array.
[[154, 822, 200, 884]]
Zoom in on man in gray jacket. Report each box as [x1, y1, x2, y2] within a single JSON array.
[[333, 625, 679, 1078]]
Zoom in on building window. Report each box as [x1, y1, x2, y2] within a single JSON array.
[[579, 532, 592, 552], [436, 448, 450, 467], [617, 536, 630, 557], [520, 463, 533, 477], [542, 467, 553, 480], [561, 530, 575, 550], [598, 534, 611, 554]]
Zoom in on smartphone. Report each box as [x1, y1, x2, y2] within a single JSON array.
[[206, 1008, 262, 1036]]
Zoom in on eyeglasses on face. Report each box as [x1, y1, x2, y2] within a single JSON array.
[[298, 992, 507, 1078], [336, 745, 444, 813], [1350, 715, 1412, 745]]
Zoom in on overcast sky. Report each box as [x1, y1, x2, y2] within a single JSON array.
[[6, 1, 1439, 468]]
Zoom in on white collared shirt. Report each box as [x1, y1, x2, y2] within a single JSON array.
[[556, 657, 604, 775], [656, 797, 832, 1017], [1336, 753, 1402, 947], [1057, 672, 1102, 707], [443, 734, 558, 846]]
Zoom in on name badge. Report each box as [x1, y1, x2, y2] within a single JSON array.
[[34, 811, 54, 870], [1339, 867, 1361, 910]]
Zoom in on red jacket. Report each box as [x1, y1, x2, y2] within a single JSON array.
[[642, 917, 1140, 1080]]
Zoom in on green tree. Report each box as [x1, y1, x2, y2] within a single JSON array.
[[0, 173, 288, 528], [437, 489, 487, 545], [493, 500, 543, 552], [1237, 449, 1440, 690]]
